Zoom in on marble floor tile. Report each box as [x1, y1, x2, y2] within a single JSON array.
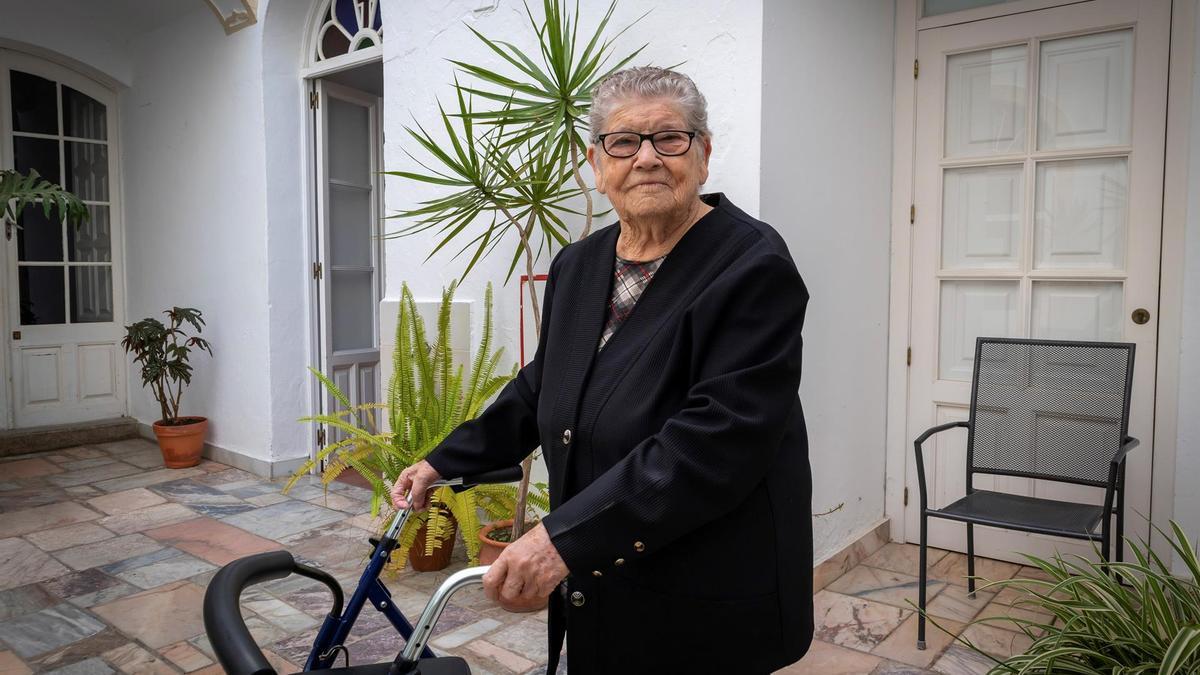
[[97, 502, 198, 535], [46, 463, 143, 489], [92, 581, 207, 648], [102, 642, 177, 674], [1, 457, 64, 479], [308, 492, 368, 513], [0, 486, 73, 511], [66, 582, 139, 609], [29, 629, 127, 673], [931, 644, 999, 675], [63, 486, 100, 498], [39, 569, 125, 603], [92, 440, 156, 456], [925, 584, 995, 623], [872, 614, 965, 668], [25, 522, 115, 552], [265, 630, 320, 668], [958, 624, 1033, 659], [144, 516, 281, 565], [150, 479, 248, 506], [221, 500, 347, 540], [465, 640, 535, 673], [431, 618, 502, 650], [194, 468, 259, 487], [62, 447, 108, 460], [973, 600, 1054, 635], [930, 553, 1021, 588], [0, 584, 58, 621], [826, 564, 947, 611], [160, 641, 212, 672], [862, 543, 950, 578], [0, 502, 102, 538], [0, 603, 106, 658], [872, 661, 938, 675], [86, 488, 167, 516], [119, 450, 167, 470], [0, 651, 32, 675], [221, 481, 282, 497], [283, 484, 328, 501], [58, 458, 117, 473], [775, 640, 883, 674], [91, 468, 206, 493], [0, 537, 71, 591], [814, 590, 910, 652], [241, 595, 320, 633], [99, 547, 183, 575], [41, 657, 115, 674], [245, 492, 292, 507], [53, 533, 164, 571], [113, 552, 215, 590]]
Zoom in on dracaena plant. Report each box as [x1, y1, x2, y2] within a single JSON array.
[[1, 168, 89, 237], [121, 307, 213, 426], [288, 282, 538, 565], [933, 521, 1200, 674], [384, 0, 645, 539]]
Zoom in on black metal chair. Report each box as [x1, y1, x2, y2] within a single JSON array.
[[914, 337, 1138, 649]]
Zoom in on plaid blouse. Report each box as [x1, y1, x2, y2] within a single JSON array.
[[598, 252, 667, 351]]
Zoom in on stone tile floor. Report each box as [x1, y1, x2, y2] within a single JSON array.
[[0, 439, 1042, 674]]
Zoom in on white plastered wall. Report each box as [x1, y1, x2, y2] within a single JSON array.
[[760, 0, 896, 563]]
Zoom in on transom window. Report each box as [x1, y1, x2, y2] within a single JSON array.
[[313, 0, 382, 63]]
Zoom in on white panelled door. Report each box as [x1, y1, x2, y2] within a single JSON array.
[[1, 50, 125, 428], [906, 0, 1169, 563], [313, 79, 381, 445]]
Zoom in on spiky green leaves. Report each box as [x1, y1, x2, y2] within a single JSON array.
[[0, 168, 89, 229]]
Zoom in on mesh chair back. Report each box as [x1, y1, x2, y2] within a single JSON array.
[[968, 338, 1134, 487]]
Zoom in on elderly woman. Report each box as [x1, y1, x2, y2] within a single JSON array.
[[392, 66, 812, 673]]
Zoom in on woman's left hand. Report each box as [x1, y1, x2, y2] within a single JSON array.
[[483, 522, 569, 611]]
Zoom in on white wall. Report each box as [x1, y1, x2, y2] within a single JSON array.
[[760, 1, 896, 562], [1173, 4, 1200, 554], [377, 0, 764, 377], [120, 11, 275, 462]]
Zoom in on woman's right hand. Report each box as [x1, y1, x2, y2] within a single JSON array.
[[390, 460, 443, 510]]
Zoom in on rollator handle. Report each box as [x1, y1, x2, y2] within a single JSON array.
[[456, 466, 523, 489], [388, 566, 489, 674]]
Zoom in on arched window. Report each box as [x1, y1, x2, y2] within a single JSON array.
[[312, 0, 382, 63]]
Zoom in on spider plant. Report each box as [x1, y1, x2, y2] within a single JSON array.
[[944, 521, 1200, 674], [286, 281, 517, 566], [383, 0, 646, 539]]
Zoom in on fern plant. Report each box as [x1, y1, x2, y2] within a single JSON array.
[[287, 281, 518, 566], [942, 521, 1200, 674]]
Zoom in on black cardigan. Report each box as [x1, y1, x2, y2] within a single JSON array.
[[427, 193, 813, 674]]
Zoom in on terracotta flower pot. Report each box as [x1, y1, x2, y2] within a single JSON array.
[[152, 417, 208, 468], [409, 509, 457, 572], [478, 519, 514, 565]]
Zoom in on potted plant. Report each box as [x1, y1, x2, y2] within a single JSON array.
[[474, 481, 551, 566], [384, 0, 645, 542], [288, 281, 517, 571], [121, 307, 213, 468]]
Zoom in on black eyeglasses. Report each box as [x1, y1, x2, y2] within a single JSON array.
[[595, 130, 697, 158]]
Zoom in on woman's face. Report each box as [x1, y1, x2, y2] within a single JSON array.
[[587, 98, 712, 223]]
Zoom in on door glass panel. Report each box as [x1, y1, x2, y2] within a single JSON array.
[[924, 0, 1019, 17], [328, 97, 370, 185], [68, 205, 112, 262], [1034, 157, 1127, 270], [330, 184, 371, 267], [64, 141, 108, 201], [62, 86, 107, 140], [10, 71, 58, 135], [19, 267, 66, 325], [14, 136, 60, 183], [331, 269, 374, 351], [945, 45, 1027, 158], [69, 267, 114, 323], [1038, 30, 1133, 150], [1032, 281, 1122, 341], [942, 164, 1023, 270], [17, 205, 64, 262], [939, 280, 1020, 380]]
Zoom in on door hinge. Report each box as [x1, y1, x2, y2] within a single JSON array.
[[310, 91, 320, 109], [316, 427, 326, 446], [914, 59, 919, 78], [904, 487, 909, 506], [312, 261, 323, 279], [909, 204, 916, 224], [907, 347, 912, 366], [4, 220, 12, 240]]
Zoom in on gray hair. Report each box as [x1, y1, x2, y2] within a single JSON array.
[[588, 66, 711, 143]]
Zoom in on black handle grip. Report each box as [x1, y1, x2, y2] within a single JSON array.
[[459, 466, 523, 488], [202, 551, 301, 675]]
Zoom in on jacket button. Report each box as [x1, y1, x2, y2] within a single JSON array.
[[634, 541, 645, 552], [562, 429, 572, 445], [614, 558, 625, 566], [570, 591, 586, 607], [592, 570, 603, 577]]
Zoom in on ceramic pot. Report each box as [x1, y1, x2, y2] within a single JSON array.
[[409, 508, 457, 572], [152, 417, 208, 468]]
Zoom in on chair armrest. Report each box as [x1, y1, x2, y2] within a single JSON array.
[[913, 421, 970, 511], [1111, 436, 1140, 467]]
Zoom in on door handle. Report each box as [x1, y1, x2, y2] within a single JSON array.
[[11, 331, 20, 340], [1131, 308, 1151, 325]]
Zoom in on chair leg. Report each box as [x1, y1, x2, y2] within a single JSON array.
[[918, 514, 928, 650], [1116, 484, 1126, 565], [966, 522, 976, 597]]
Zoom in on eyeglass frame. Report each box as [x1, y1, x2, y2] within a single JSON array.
[[593, 129, 698, 158]]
